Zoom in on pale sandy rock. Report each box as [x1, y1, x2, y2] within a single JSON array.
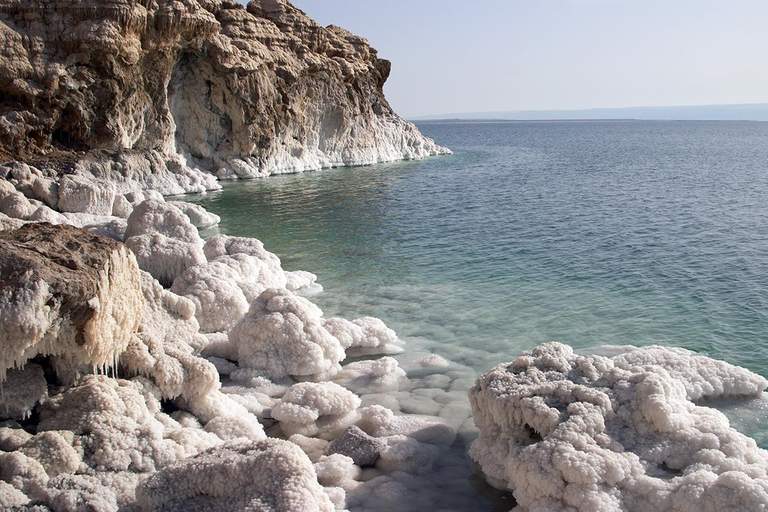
[[0, 223, 143, 381], [111, 194, 133, 219]]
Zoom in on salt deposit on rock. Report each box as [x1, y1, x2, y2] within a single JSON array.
[[0, 364, 47, 420], [203, 234, 287, 289], [125, 199, 202, 245], [136, 439, 336, 512], [126, 233, 206, 288], [469, 342, 768, 512], [272, 382, 361, 439], [323, 316, 402, 355], [231, 288, 346, 380], [57, 174, 116, 216], [0, 223, 143, 381]]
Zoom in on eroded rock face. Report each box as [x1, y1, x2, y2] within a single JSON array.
[[0, 223, 144, 379], [0, 0, 448, 185]]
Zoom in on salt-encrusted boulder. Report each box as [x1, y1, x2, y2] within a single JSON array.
[[124, 200, 201, 244], [272, 382, 361, 439], [203, 234, 287, 290], [37, 376, 220, 474], [469, 342, 768, 512], [126, 233, 206, 288], [136, 439, 335, 512], [167, 201, 220, 229], [56, 175, 116, 216], [323, 316, 402, 355], [0, 223, 144, 380], [230, 288, 345, 380]]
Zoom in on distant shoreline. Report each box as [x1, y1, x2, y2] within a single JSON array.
[[412, 118, 768, 124]]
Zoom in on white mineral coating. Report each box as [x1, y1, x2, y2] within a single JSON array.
[[358, 405, 456, 446], [289, 434, 330, 463], [126, 233, 206, 288], [333, 356, 406, 393], [170, 261, 250, 333], [19, 431, 80, 478], [271, 381, 361, 439], [376, 434, 440, 475], [31, 177, 59, 210], [228, 368, 294, 397], [0, 426, 33, 451], [46, 473, 120, 512], [230, 288, 345, 380], [134, 270, 205, 353], [203, 234, 287, 289], [220, 385, 277, 419], [57, 174, 116, 215], [0, 211, 26, 231], [135, 439, 335, 512], [37, 376, 221, 475], [315, 453, 361, 488], [111, 194, 134, 219], [0, 480, 28, 508], [125, 199, 202, 245], [323, 316, 403, 356], [28, 204, 68, 225], [0, 450, 49, 502], [469, 342, 768, 512], [0, 364, 47, 421], [0, 223, 144, 381], [0, 190, 37, 219], [71, 151, 221, 196], [285, 269, 323, 293], [167, 201, 220, 229]]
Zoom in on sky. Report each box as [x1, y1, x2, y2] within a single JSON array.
[[262, 1, 768, 119]]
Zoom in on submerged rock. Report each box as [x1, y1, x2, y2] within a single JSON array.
[[469, 342, 768, 512]]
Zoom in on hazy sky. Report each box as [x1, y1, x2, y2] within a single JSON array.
[[273, 1, 768, 118]]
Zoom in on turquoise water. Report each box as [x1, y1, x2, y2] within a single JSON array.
[[188, 120, 768, 378], [183, 120, 768, 508]]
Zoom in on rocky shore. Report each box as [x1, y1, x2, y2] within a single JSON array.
[[2, 1, 768, 512]]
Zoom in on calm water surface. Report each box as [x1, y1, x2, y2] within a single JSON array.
[[184, 121, 768, 507]]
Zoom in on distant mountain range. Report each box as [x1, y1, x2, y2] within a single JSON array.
[[411, 103, 768, 122]]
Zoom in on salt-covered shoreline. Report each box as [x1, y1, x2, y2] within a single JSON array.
[[0, 159, 477, 512]]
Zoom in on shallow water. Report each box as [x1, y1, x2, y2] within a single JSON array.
[[184, 120, 768, 506]]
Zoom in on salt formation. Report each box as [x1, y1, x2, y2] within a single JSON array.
[[469, 342, 768, 512], [136, 439, 335, 512], [0, 223, 143, 381], [230, 288, 346, 380]]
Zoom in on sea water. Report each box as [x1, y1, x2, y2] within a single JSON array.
[[184, 120, 768, 509]]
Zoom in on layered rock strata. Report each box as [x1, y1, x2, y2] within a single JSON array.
[[0, 0, 448, 192]]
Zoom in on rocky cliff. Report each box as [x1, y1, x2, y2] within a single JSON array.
[[0, 0, 448, 192]]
